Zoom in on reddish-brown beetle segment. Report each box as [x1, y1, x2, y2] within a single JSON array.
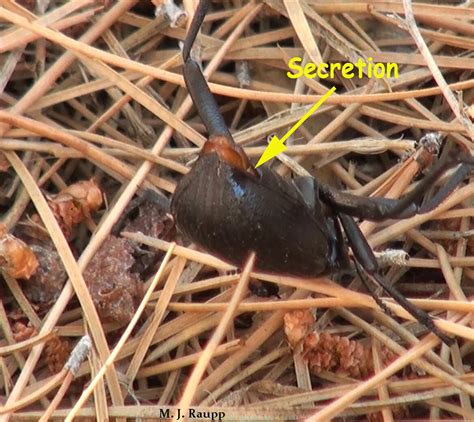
[[201, 135, 257, 177]]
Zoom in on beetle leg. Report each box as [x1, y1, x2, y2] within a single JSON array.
[[182, 0, 256, 175], [338, 213, 454, 345], [319, 154, 472, 221], [183, 58, 232, 141], [353, 258, 392, 316], [332, 213, 352, 273], [182, 0, 231, 140], [182, 0, 209, 63], [293, 176, 353, 273]]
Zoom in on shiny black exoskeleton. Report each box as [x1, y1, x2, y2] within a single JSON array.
[[172, 153, 341, 277]]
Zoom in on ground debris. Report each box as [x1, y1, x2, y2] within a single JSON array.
[[84, 235, 142, 325]]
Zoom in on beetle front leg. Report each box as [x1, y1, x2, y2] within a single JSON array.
[[338, 213, 454, 345]]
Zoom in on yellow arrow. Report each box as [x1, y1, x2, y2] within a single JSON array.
[[255, 86, 336, 168]]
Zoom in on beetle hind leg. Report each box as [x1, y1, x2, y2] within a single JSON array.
[[353, 259, 392, 316], [337, 213, 454, 345], [318, 154, 472, 221]]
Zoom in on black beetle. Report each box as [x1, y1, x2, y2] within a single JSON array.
[[171, 0, 472, 345]]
